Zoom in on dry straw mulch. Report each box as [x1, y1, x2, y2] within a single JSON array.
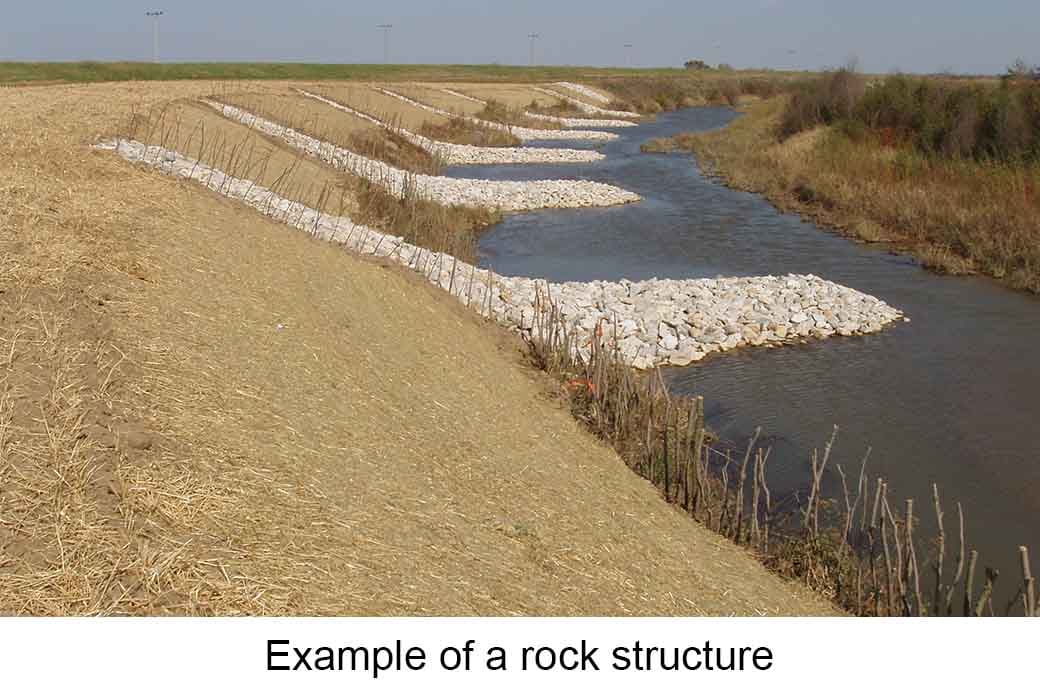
[[1, 81, 835, 616]]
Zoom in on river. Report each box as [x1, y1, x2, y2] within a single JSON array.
[[446, 107, 1040, 604]]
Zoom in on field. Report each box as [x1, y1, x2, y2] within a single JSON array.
[[0, 71, 840, 615], [0, 61, 762, 85]]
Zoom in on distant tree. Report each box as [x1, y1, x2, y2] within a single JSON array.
[[684, 59, 711, 70], [717, 62, 734, 71], [1005, 59, 1039, 81]]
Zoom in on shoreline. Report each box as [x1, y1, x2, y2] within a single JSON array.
[[662, 99, 1040, 295], [100, 138, 906, 370]]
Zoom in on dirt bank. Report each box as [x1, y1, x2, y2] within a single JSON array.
[[0, 81, 835, 616]]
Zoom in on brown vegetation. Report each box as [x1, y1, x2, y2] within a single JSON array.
[[591, 74, 791, 113], [124, 94, 496, 263], [2, 80, 838, 615], [475, 98, 564, 130], [666, 96, 1040, 292], [418, 115, 521, 147], [526, 296, 1038, 615], [220, 90, 443, 174], [525, 97, 589, 120]]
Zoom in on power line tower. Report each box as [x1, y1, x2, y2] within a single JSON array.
[[624, 43, 633, 68], [146, 10, 164, 63], [528, 33, 540, 66], [377, 24, 393, 64]]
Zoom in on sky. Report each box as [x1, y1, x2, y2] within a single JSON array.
[[0, 1, 1036, 75]]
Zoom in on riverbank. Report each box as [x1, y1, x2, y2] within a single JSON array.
[[653, 97, 1040, 293], [0, 80, 839, 615]]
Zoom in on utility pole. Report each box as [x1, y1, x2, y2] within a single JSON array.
[[377, 24, 393, 64], [624, 43, 633, 68], [524, 32, 540, 67], [146, 10, 164, 63]]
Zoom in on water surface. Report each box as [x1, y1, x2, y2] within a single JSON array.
[[448, 108, 1040, 595]]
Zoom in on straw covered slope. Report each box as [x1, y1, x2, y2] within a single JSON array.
[[0, 81, 835, 615]]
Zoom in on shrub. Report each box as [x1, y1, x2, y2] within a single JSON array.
[[778, 69, 865, 138], [781, 70, 1040, 163]]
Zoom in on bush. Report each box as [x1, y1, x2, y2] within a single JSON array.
[[781, 70, 1040, 163], [778, 69, 865, 138]]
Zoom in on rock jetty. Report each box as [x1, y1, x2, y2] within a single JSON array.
[[206, 101, 641, 211], [375, 88, 620, 142], [297, 90, 605, 165], [534, 87, 642, 119], [436, 87, 637, 129], [552, 82, 614, 104], [99, 139, 907, 369]]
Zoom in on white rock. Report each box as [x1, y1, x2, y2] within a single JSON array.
[[100, 139, 907, 372]]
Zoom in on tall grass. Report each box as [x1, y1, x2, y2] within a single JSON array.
[[525, 97, 589, 119], [525, 295, 1038, 615], [218, 92, 444, 174], [670, 92, 1040, 292], [591, 74, 792, 113], [475, 99, 563, 130], [780, 71, 1040, 163], [125, 99, 497, 263], [418, 115, 521, 147]]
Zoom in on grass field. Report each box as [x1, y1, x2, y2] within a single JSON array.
[[0, 61, 718, 86]]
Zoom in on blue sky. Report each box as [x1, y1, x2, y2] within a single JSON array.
[[1, 1, 1036, 74]]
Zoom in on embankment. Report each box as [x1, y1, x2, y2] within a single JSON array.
[[0, 81, 836, 615], [661, 96, 1040, 293]]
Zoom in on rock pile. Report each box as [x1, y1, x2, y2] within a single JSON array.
[[206, 101, 641, 211], [552, 82, 613, 104], [435, 87, 636, 129], [375, 88, 620, 142], [534, 87, 641, 119], [297, 90, 605, 165], [99, 139, 907, 370]]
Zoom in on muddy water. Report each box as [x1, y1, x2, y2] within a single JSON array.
[[448, 108, 1040, 597]]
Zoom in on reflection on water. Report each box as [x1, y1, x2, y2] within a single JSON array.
[[451, 107, 1040, 596]]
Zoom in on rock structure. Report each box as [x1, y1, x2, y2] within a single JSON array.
[[552, 82, 614, 104], [375, 88, 620, 142], [436, 87, 637, 129], [99, 139, 907, 370], [534, 87, 642, 119], [296, 90, 605, 165], [206, 101, 641, 211]]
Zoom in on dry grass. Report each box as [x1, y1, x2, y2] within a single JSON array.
[[221, 90, 443, 174], [390, 84, 488, 116], [302, 83, 519, 147], [418, 116, 521, 147], [126, 94, 495, 262], [1, 80, 837, 616], [305, 83, 452, 131], [593, 74, 790, 113], [128, 99, 361, 216], [453, 84, 557, 110], [675, 97, 1040, 292], [525, 97, 592, 120], [475, 99, 563, 131], [385, 83, 566, 131], [0, 80, 346, 614]]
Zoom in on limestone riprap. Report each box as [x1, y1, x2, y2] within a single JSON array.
[[99, 139, 906, 370], [205, 101, 641, 211], [534, 87, 642, 119], [375, 87, 621, 142], [297, 90, 605, 165], [437, 87, 637, 129], [552, 82, 614, 104]]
